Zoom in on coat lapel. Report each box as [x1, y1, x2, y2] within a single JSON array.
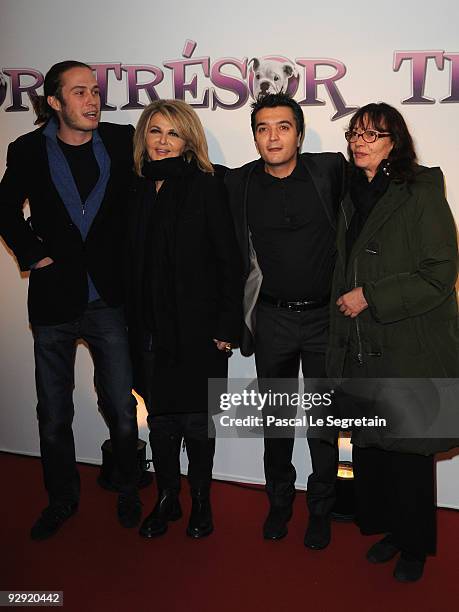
[[34, 134, 77, 227], [336, 198, 353, 274], [346, 181, 410, 266], [301, 156, 337, 231], [85, 138, 116, 237], [87, 176, 114, 235], [225, 163, 256, 275]]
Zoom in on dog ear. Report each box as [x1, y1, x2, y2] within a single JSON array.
[[248, 57, 260, 71], [282, 61, 298, 78]]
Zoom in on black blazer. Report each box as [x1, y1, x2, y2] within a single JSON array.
[[0, 122, 134, 324], [224, 152, 347, 355]]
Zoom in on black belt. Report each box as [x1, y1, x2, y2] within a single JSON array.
[[258, 292, 330, 312]]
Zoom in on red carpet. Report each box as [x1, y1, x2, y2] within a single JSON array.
[[1, 452, 458, 612]]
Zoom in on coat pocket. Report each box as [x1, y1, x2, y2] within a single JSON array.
[[28, 262, 64, 323]]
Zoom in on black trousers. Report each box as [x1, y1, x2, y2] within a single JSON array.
[[254, 301, 338, 514], [146, 413, 215, 493], [32, 300, 139, 504], [353, 445, 436, 557], [141, 351, 215, 493]]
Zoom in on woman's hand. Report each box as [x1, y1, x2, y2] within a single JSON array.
[[336, 287, 368, 318], [213, 339, 233, 353]]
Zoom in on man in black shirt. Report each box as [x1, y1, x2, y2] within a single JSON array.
[[0, 61, 140, 539], [225, 93, 346, 548]]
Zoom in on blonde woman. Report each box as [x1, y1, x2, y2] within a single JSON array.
[[126, 100, 242, 539]]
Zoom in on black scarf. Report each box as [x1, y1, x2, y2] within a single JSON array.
[[141, 156, 197, 365], [346, 161, 391, 262]]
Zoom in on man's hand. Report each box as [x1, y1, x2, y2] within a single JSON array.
[[336, 287, 368, 318], [33, 257, 54, 269]]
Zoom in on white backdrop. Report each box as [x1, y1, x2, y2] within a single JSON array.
[[1, 0, 458, 508]]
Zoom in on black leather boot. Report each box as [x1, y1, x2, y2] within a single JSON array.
[[304, 514, 331, 549], [141, 421, 183, 538], [184, 434, 215, 538], [393, 552, 426, 582], [186, 489, 213, 538], [263, 503, 293, 540], [139, 489, 182, 538], [264, 483, 295, 540]]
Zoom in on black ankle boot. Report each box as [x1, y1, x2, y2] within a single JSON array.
[[366, 534, 399, 563], [139, 490, 182, 538], [186, 490, 213, 538], [393, 552, 426, 582], [263, 504, 293, 540]]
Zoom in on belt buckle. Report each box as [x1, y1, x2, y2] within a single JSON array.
[[288, 301, 307, 312]]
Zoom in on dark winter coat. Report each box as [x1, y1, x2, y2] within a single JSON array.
[[327, 166, 459, 454], [125, 168, 243, 415]]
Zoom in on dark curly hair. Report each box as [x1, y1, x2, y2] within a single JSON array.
[[347, 102, 417, 182], [250, 92, 304, 145]]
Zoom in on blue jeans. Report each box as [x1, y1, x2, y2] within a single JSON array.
[[32, 300, 138, 504]]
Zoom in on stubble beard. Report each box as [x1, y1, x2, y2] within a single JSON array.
[[60, 104, 99, 134]]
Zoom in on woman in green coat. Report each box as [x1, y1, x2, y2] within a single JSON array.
[[327, 103, 458, 582]]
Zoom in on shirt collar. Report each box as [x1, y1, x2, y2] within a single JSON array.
[[253, 156, 308, 186], [43, 117, 100, 145]]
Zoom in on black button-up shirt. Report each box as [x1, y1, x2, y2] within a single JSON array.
[[248, 159, 335, 300]]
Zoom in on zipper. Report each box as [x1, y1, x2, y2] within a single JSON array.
[[341, 199, 362, 364], [340, 201, 349, 230], [147, 333, 153, 352], [338, 200, 348, 273], [353, 258, 364, 366]]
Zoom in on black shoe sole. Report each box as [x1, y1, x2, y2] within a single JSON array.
[[139, 524, 169, 538], [263, 528, 288, 540], [367, 547, 399, 563], [304, 538, 330, 550], [139, 510, 182, 538], [393, 566, 424, 582], [186, 524, 214, 538]]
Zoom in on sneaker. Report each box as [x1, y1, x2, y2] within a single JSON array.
[[117, 492, 142, 528], [30, 502, 78, 541]]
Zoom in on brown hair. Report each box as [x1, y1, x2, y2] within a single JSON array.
[[347, 102, 417, 182], [32, 60, 92, 125], [133, 99, 214, 176]]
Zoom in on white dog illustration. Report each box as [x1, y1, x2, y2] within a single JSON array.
[[0, 72, 7, 107], [249, 57, 298, 99]]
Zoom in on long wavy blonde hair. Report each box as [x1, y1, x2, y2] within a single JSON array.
[[133, 99, 214, 176]]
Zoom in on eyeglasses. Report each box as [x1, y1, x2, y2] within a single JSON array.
[[345, 129, 392, 143]]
